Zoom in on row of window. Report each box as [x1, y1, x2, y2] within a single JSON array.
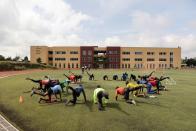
[[108, 50, 120, 55], [54, 63, 79, 68], [50, 57, 174, 62], [109, 64, 120, 68], [49, 58, 78, 61], [121, 63, 171, 69], [81, 57, 92, 62], [108, 58, 120, 62], [122, 58, 173, 62], [82, 50, 92, 56], [121, 52, 174, 55], [48, 51, 79, 55]]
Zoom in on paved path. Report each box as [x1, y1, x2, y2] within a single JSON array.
[[0, 115, 19, 131], [0, 69, 48, 131]]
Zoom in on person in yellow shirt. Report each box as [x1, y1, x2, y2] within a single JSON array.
[[93, 85, 109, 111]]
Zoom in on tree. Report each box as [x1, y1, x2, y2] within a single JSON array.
[[36, 57, 42, 64], [0, 55, 5, 61], [23, 56, 29, 62], [13, 56, 20, 61], [186, 58, 196, 67], [6, 57, 12, 61]]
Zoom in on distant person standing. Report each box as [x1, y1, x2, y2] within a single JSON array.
[[81, 66, 85, 74]]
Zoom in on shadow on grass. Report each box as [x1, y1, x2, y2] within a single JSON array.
[[84, 100, 94, 112], [39, 99, 67, 106], [0, 103, 35, 131], [107, 102, 130, 116], [135, 99, 169, 108]]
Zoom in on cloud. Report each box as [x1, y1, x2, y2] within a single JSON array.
[[97, 0, 138, 17], [102, 33, 196, 58], [130, 11, 172, 33], [0, 0, 90, 57]]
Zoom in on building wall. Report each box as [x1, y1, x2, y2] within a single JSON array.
[[80, 46, 95, 68], [106, 47, 121, 68], [120, 47, 181, 69], [30, 46, 181, 69], [30, 46, 48, 64], [49, 47, 80, 69]]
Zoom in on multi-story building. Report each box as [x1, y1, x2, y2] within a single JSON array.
[[30, 46, 181, 69]]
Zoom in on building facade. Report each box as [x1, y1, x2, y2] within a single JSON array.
[[30, 46, 181, 69]]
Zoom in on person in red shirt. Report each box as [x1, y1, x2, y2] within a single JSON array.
[[115, 86, 136, 104]]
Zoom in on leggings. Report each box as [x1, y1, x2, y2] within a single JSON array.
[[68, 87, 78, 104]]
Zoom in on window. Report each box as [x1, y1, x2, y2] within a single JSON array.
[[170, 52, 173, 55], [125, 64, 127, 68], [68, 63, 70, 68], [72, 63, 74, 68], [59, 63, 61, 68], [135, 52, 143, 55], [170, 58, 173, 62], [147, 58, 155, 61], [55, 58, 66, 61], [147, 52, 154, 55], [108, 51, 113, 54], [122, 64, 124, 68], [128, 64, 130, 68], [48, 57, 53, 61], [55, 51, 66, 54], [122, 51, 130, 55], [70, 51, 78, 54], [122, 58, 130, 61], [70, 58, 78, 61], [159, 52, 166, 55], [87, 57, 92, 62], [82, 50, 86, 55], [48, 51, 53, 54], [76, 63, 79, 68], [159, 58, 167, 61], [88, 50, 92, 56], [135, 58, 142, 61], [82, 58, 85, 61], [113, 51, 118, 54], [64, 64, 66, 68]]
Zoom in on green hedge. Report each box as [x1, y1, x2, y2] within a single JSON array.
[[0, 61, 56, 71]]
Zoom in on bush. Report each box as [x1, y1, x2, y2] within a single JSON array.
[[0, 61, 56, 71]]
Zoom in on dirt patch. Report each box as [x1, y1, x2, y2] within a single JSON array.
[[0, 69, 48, 78]]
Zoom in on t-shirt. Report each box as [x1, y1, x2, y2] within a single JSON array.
[[41, 79, 49, 85], [127, 83, 139, 89], [51, 85, 62, 94], [116, 87, 125, 95], [149, 80, 157, 87], [93, 88, 105, 103], [75, 85, 84, 94], [70, 75, 75, 81]]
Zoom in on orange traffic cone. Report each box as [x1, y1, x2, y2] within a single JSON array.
[[19, 96, 24, 103]]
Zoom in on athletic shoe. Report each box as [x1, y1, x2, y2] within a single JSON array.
[[132, 100, 136, 105], [30, 89, 35, 97]]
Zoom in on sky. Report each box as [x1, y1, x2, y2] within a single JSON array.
[[0, 0, 196, 58]]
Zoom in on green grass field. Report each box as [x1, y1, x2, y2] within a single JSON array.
[[0, 69, 196, 131]]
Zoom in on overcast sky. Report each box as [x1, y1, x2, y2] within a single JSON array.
[[0, 0, 196, 58]]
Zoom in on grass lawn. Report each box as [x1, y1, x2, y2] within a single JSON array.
[[0, 69, 196, 131]]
